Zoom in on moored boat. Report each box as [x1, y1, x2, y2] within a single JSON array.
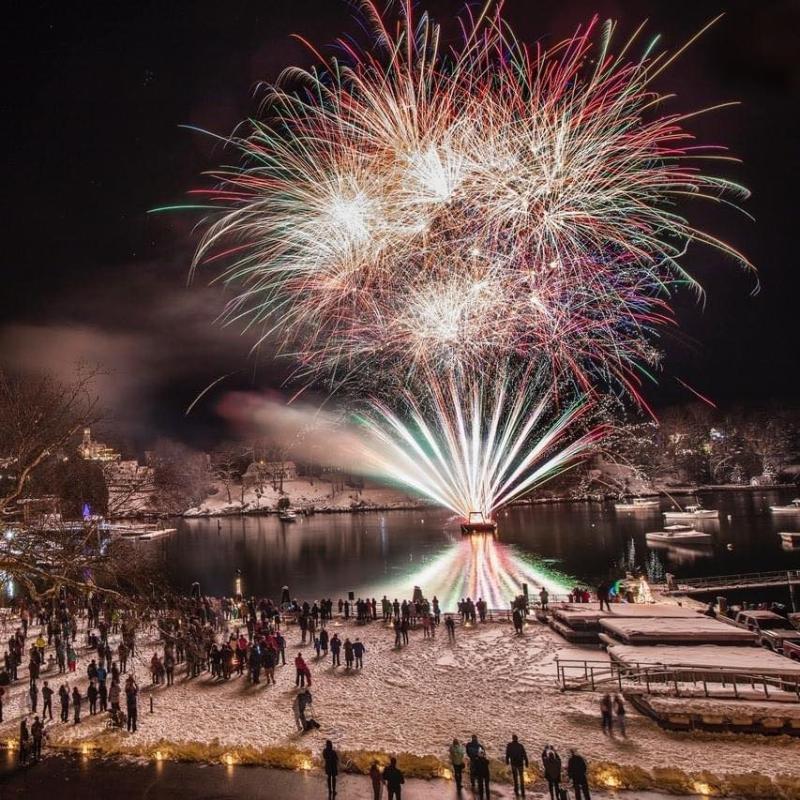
[[770, 499, 800, 514], [663, 504, 719, 522], [614, 497, 660, 511], [646, 529, 712, 545]]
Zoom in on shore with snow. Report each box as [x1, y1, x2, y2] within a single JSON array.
[[170, 477, 798, 520], [3, 611, 799, 797]]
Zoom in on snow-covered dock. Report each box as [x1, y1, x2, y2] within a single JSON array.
[[599, 616, 758, 646], [549, 602, 703, 644]]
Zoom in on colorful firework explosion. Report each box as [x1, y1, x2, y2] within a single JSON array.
[[172, 1, 751, 520]]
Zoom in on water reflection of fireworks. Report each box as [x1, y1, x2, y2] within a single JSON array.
[[362, 533, 572, 611]]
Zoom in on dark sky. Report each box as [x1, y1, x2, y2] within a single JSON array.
[[2, 0, 799, 450]]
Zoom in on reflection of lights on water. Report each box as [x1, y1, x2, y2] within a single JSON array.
[[362, 535, 571, 610]]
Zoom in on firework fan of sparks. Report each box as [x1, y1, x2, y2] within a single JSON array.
[[359, 367, 605, 518], [177, 0, 752, 398]]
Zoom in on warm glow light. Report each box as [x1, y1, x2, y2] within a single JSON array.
[[300, 757, 314, 771], [692, 781, 714, 796]]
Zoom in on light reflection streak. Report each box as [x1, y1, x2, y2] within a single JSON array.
[[362, 533, 571, 611]]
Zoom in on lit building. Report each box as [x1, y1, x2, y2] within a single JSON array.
[[79, 428, 121, 462]]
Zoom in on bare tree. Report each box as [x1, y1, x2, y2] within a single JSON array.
[[211, 442, 248, 505], [0, 366, 167, 602], [0, 365, 101, 514]]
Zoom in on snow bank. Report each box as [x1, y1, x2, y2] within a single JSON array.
[[184, 479, 425, 517]]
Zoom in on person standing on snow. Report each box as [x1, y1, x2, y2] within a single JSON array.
[[353, 639, 366, 669], [505, 734, 529, 797], [449, 738, 466, 792], [330, 634, 342, 667], [369, 760, 383, 800], [322, 740, 339, 798], [542, 745, 563, 800], [382, 757, 405, 800], [567, 749, 591, 800], [474, 748, 491, 800], [465, 734, 482, 792]]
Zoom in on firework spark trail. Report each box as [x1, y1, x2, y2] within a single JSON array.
[[360, 368, 604, 519], [173, 2, 751, 519]]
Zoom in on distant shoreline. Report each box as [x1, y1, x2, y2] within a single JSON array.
[[110, 482, 797, 521]]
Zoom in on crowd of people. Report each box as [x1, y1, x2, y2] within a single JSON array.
[[2, 586, 602, 798]]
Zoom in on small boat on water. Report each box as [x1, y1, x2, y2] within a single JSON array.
[[778, 531, 800, 546], [770, 499, 800, 514], [663, 503, 719, 522], [137, 528, 176, 541], [279, 509, 298, 522], [614, 497, 660, 511], [460, 511, 497, 535], [646, 529, 712, 545], [115, 525, 176, 541]]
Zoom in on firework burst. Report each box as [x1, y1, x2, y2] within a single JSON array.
[[173, 1, 751, 518]]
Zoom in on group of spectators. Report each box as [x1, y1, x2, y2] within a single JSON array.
[[4, 585, 597, 800], [319, 733, 592, 800]]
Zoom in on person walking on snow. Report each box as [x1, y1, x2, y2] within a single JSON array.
[[600, 693, 613, 736], [614, 694, 626, 737]]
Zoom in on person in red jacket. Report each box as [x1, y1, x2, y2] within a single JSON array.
[[294, 652, 309, 687]]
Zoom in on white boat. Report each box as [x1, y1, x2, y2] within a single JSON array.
[[614, 497, 660, 511], [646, 529, 712, 545], [778, 531, 800, 545], [770, 499, 800, 514], [663, 504, 719, 522], [278, 510, 298, 522], [136, 528, 176, 541], [115, 525, 176, 541]]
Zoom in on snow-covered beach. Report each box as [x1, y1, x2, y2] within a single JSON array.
[[3, 609, 799, 798]]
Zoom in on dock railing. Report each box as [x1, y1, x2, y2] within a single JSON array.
[[668, 569, 800, 592], [555, 657, 800, 702]]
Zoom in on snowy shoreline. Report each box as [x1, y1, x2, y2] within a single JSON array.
[[111, 482, 797, 521], [4, 613, 799, 798]]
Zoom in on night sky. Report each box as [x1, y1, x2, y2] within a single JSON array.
[[3, 0, 799, 450]]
